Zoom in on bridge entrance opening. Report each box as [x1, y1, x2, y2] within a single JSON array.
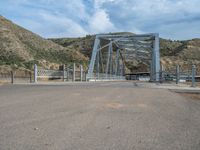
[[87, 33, 160, 82]]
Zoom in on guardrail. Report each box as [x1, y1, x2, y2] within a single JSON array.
[[86, 73, 125, 81]]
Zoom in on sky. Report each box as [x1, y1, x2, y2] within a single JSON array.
[[0, 0, 200, 40]]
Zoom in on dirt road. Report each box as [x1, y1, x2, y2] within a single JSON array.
[[0, 82, 200, 150]]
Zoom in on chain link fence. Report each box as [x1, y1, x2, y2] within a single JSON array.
[[35, 63, 87, 82], [0, 63, 87, 84], [0, 64, 198, 86]]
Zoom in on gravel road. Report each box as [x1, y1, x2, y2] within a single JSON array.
[[0, 82, 200, 150]]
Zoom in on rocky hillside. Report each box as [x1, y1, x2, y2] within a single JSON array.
[[51, 36, 200, 74], [0, 16, 199, 74], [160, 39, 200, 73], [0, 16, 87, 72]]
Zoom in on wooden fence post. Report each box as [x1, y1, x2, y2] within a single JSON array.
[[80, 65, 83, 82], [29, 72, 32, 83], [11, 71, 14, 84], [34, 64, 37, 83], [63, 65, 66, 82]]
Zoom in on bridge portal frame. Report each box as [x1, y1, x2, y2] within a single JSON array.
[[87, 33, 160, 82]]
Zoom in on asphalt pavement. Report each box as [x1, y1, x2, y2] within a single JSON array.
[[0, 82, 200, 150]]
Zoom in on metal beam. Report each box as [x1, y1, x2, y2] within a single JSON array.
[[115, 49, 120, 75], [96, 51, 100, 79], [99, 49, 104, 73], [87, 33, 160, 82], [110, 43, 113, 75], [106, 42, 112, 77], [154, 33, 160, 82], [96, 33, 155, 39], [192, 64, 196, 87], [176, 65, 180, 84], [150, 33, 160, 82], [87, 37, 100, 79]]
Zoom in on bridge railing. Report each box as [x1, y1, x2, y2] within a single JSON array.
[[86, 73, 125, 81], [159, 64, 199, 87]]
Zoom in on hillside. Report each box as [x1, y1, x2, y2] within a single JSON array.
[[51, 36, 200, 73], [160, 39, 200, 72], [0, 16, 87, 71], [0, 16, 199, 74]]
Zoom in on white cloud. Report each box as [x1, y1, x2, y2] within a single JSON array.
[[38, 12, 89, 37], [88, 9, 116, 33], [99, 0, 200, 39], [0, 0, 199, 39], [31, 0, 118, 36]]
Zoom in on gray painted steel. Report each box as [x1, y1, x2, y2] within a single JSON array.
[[34, 64, 37, 83], [63, 65, 66, 82], [192, 65, 196, 87], [73, 63, 76, 82], [176, 65, 180, 84], [80, 65, 83, 82], [87, 33, 160, 82]]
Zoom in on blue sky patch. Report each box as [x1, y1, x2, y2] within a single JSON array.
[[0, 0, 199, 40]]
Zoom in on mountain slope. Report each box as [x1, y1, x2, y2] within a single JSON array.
[[0, 16, 199, 73], [160, 39, 200, 73], [0, 16, 87, 70]]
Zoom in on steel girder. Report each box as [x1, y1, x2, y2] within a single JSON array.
[[87, 33, 160, 82]]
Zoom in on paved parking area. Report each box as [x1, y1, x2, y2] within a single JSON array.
[[0, 82, 200, 150]]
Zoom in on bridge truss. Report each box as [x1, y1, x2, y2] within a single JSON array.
[[87, 33, 160, 82]]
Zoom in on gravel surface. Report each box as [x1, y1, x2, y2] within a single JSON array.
[[0, 82, 200, 150]]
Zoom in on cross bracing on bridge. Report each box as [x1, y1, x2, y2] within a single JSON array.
[[87, 33, 160, 82]]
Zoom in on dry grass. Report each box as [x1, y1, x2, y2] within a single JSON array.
[[0, 16, 87, 70]]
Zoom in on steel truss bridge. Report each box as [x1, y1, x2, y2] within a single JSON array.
[[86, 33, 160, 82]]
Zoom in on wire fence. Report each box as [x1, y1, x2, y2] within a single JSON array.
[[160, 65, 199, 83], [37, 68, 87, 82], [124, 64, 199, 87], [0, 64, 199, 86], [0, 70, 32, 83], [34, 63, 88, 82], [0, 63, 87, 83]]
